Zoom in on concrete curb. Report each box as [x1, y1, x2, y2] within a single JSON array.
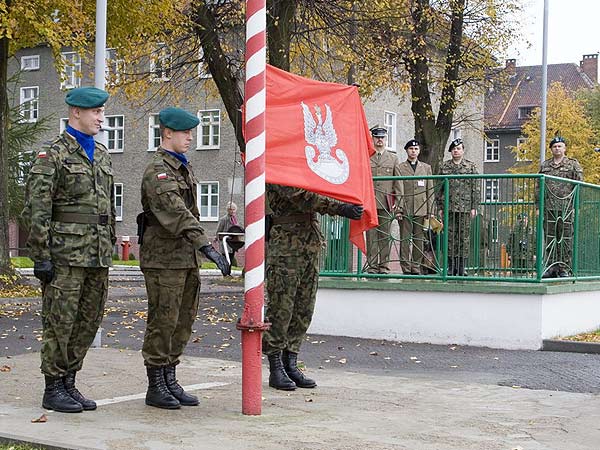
[[542, 339, 600, 354]]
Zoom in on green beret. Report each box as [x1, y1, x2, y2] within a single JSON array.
[[65, 87, 109, 108], [159, 107, 200, 131]]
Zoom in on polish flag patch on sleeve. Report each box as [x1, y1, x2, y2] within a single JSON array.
[[37, 151, 47, 158], [156, 172, 168, 180]]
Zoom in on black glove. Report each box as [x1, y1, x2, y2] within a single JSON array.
[[200, 244, 231, 277], [33, 260, 54, 284], [338, 203, 364, 220]]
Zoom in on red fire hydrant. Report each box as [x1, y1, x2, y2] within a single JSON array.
[[121, 236, 130, 261]]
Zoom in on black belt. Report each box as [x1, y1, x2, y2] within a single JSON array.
[[271, 213, 316, 225], [52, 211, 109, 225]]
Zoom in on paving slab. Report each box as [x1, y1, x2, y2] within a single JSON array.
[[1, 349, 599, 450]]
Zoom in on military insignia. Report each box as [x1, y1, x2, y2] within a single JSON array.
[[37, 151, 47, 158], [301, 102, 349, 185], [157, 173, 168, 180]]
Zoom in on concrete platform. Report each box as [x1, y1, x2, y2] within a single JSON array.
[[1, 349, 600, 450], [311, 279, 600, 350]]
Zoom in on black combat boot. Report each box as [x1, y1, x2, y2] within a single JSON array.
[[282, 350, 317, 388], [164, 364, 199, 406], [63, 371, 97, 411], [267, 352, 296, 391], [42, 376, 83, 413], [145, 367, 180, 409], [448, 258, 456, 275], [457, 258, 467, 276]]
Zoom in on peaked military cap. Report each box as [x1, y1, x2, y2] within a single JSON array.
[[448, 138, 463, 152], [517, 212, 528, 219], [370, 126, 388, 138], [65, 87, 109, 108], [159, 107, 200, 131], [404, 139, 420, 150], [549, 136, 566, 148]]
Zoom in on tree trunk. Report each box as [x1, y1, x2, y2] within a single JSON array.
[[0, 11, 14, 276], [266, 0, 297, 72]]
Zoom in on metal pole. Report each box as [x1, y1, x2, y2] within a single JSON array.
[[539, 0, 549, 163], [95, 0, 107, 146], [237, 0, 269, 416]]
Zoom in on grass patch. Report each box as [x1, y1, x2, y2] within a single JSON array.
[[112, 259, 140, 266], [561, 329, 600, 343], [0, 442, 44, 449], [10, 257, 33, 268]]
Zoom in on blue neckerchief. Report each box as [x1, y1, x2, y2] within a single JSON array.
[[66, 125, 95, 162], [164, 149, 188, 167]]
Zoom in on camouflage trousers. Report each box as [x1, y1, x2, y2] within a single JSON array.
[[40, 265, 108, 377], [447, 211, 472, 258], [141, 268, 200, 367], [366, 209, 392, 273], [543, 209, 573, 272], [399, 215, 427, 274], [263, 251, 319, 355]]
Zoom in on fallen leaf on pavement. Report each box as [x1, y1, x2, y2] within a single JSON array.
[[31, 414, 47, 423], [0, 365, 11, 372]]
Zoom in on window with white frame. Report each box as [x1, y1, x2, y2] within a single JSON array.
[[105, 48, 123, 85], [59, 118, 68, 133], [515, 137, 531, 161], [150, 43, 172, 82], [104, 115, 125, 153], [451, 127, 462, 140], [485, 138, 500, 162], [21, 55, 40, 71], [518, 106, 535, 119], [60, 52, 81, 89], [383, 111, 396, 150], [19, 87, 39, 123], [114, 183, 123, 221], [198, 182, 219, 220], [16, 151, 33, 185], [490, 218, 499, 243], [198, 109, 220, 149], [484, 179, 499, 202], [148, 114, 161, 151]]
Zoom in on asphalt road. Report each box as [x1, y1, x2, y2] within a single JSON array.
[[2, 279, 600, 394]]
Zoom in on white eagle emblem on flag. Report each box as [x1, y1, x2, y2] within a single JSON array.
[[301, 102, 349, 184]]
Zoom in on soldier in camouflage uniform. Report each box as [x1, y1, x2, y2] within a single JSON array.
[[22, 87, 114, 413], [437, 139, 480, 276], [264, 185, 363, 390], [508, 212, 535, 275], [139, 107, 230, 409], [538, 137, 583, 278]]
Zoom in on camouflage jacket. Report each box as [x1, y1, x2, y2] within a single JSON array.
[[538, 157, 583, 209], [508, 223, 535, 258], [437, 158, 480, 212], [267, 184, 345, 257], [139, 148, 210, 269], [22, 132, 115, 267]]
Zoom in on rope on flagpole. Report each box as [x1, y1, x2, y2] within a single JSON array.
[[236, 0, 269, 416]]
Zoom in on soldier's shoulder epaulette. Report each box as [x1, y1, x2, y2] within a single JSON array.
[[95, 141, 109, 152]]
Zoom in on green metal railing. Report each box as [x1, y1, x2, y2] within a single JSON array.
[[319, 174, 600, 282]]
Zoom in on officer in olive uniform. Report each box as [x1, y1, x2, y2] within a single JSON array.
[[23, 87, 114, 413], [397, 139, 434, 275], [437, 138, 480, 276], [264, 185, 363, 390], [508, 212, 535, 274], [366, 127, 403, 274], [538, 136, 583, 278], [139, 107, 230, 409]]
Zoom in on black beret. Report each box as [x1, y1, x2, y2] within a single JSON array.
[[517, 212, 528, 219], [448, 138, 463, 152], [404, 139, 420, 150], [159, 107, 200, 131], [65, 87, 109, 108], [549, 136, 566, 148], [370, 127, 387, 138]]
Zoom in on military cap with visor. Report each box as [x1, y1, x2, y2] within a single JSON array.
[[549, 136, 566, 148], [65, 87, 109, 108], [448, 138, 463, 152], [370, 126, 388, 138], [404, 139, 420, 150], [159, 107, 200, 131]]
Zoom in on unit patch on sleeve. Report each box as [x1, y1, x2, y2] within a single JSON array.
[[157, 172, 168, 180]]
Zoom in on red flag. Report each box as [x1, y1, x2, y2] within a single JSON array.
[[265, 64, 377, 253]]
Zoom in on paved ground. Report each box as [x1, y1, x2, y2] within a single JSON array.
[[1, 270, 600, 449]]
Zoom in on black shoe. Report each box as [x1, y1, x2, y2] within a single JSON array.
[[63, 372, 96, 411], [42, 376, 83, 413], [542, 268, 557, 278], [282, 351, 317, 389], [145, 367, 181, 409], [267, 352, 296, 391], [557, 270, 570, 278], [164, 364, 199, 406]]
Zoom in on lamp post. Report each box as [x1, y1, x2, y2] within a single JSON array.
[[539, 0, 549, 163]]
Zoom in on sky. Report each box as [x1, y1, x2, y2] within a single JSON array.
[[507, 0, 600, 66]]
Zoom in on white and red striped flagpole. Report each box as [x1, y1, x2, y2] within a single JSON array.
[[237, 0, 268, 415]]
